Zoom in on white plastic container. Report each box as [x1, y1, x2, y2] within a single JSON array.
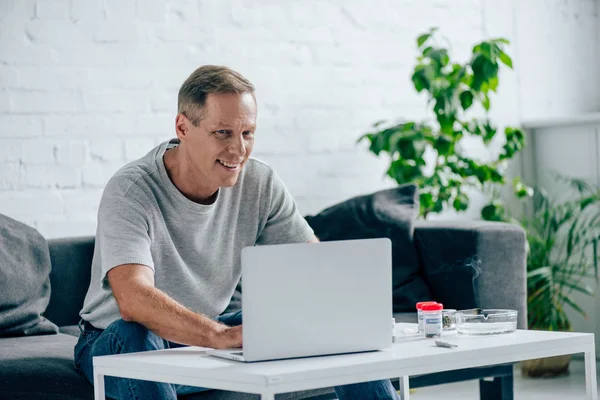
[[416, 301, 437, 333], [422, 302, 444, 338]]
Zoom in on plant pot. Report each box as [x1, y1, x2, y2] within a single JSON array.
[[521, 354, 572, 378]]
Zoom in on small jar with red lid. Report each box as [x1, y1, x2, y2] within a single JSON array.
[[421, 302, 444, 338], [416, 301, 437, 333]]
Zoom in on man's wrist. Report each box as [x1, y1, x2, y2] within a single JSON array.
[[207, 321, 228, 348]]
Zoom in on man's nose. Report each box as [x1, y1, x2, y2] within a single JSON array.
[[228, 135, 246, 157]]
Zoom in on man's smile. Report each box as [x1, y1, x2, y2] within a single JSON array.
[[217, 159, 242, 170]]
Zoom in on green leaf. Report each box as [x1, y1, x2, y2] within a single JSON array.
[[417, 33, 432, 48], [453, 192, 469, 212], [420, 192, 434, 210], [437, 114, 455, 135], [513, 177, 534, 198], [562, 296, 587, 317], [471, 52, 500, 94], [417, 28, 438, 48], [356, 133, 372, 144], [435, 134, 453, 155], [500, 127, 525, 159], [449, 64, 466, 83], [482, 207, 499, 221], [386, 159, 422, 184], [397, 139, 418, 159], [432, 198, 444, 213], [469, 59, 484, 91], [490, 38, 510, 45], [558, 280, 594, 297], [479, 42, 494, 59], [489, 168, 504, 183], [411, 65, 435, 92], [498, 50, 513, 68], [459, 90, 474, 111], [562, 176, 595, 195], [488, 76, 499, 92], [425, 48, 450, 68], [482, 94, 490, 111], [527, 266, 552, 279], [481, 203, 506, 221], [483, 61, 499, 83], [482, 121, 497, 144], [580, 196, 598, 210], [470, 121, 486, 135]]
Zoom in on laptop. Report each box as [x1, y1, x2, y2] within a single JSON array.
[[207, 238, 393, 362]]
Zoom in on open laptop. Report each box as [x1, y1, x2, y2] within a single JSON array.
[[207, 238, 392, 362]]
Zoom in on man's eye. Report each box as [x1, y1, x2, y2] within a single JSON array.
[[243, 131, 254, 136]]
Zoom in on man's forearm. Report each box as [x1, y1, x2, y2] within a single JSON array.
[[120, 284, 227, 347]]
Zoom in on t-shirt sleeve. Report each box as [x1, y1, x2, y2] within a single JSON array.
[[97, 193, 154, 288], [256, 169, 314, 245]]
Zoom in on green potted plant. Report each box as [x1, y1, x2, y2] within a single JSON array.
[[521, 176, 600, 377], [358, 27, 600, 378], [358, 27, 532, 219]]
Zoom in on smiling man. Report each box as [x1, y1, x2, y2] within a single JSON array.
[[74, 65, 399, 400]]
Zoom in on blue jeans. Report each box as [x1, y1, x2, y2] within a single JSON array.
[[74, 310, 399, 400]]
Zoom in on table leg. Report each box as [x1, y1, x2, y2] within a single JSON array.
[[93, 368, 105, 400], [398, 376, 410, 400], [585, 346, 598, 400]]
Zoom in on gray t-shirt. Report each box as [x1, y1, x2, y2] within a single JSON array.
[[80, 139, 314, 329]]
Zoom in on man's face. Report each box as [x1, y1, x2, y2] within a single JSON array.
[[179, 92, 257, 192]]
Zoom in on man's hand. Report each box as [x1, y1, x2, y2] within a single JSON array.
[[214, 324, 243, 349]]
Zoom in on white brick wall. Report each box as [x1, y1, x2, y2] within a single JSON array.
[[0, 0, 598, 238]]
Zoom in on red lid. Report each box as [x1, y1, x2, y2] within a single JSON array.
[[421, 303, 443, 311], [416, 301, 437, 310]]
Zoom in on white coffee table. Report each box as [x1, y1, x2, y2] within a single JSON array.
[[93, 328, 597, 400]]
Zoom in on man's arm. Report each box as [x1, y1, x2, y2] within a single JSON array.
[[108, 264, 242, 349]]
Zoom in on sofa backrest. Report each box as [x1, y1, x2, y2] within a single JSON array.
[[44, 236, 95, 327]]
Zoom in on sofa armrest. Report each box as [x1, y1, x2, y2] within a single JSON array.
[[414, 220, 527, 329], [44, 236, 95, 327]]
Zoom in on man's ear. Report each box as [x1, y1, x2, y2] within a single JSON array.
[[175, 113, 189, 140]]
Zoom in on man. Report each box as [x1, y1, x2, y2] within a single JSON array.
[[74, 65, 399, 400]]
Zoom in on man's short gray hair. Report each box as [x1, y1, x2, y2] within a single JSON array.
[[178, 65, 255, 126]]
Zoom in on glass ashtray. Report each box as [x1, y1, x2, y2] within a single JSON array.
[[455, 309, 518, 335]]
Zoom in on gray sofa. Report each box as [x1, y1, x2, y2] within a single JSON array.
[[0, 220, 527, 400]]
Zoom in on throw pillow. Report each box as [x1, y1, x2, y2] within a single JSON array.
[[0, 214, 59, 336], [304, 184, 432, 312]]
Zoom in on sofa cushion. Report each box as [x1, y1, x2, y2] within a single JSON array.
[[304, 184, 432, 312], [59, 325, 82, 337], [0, 214, 58, 337], [0, 334, 93, 399], [45, 237, 95, 327]]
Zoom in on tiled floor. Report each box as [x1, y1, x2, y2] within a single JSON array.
[[410, 360, 599, 399]]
